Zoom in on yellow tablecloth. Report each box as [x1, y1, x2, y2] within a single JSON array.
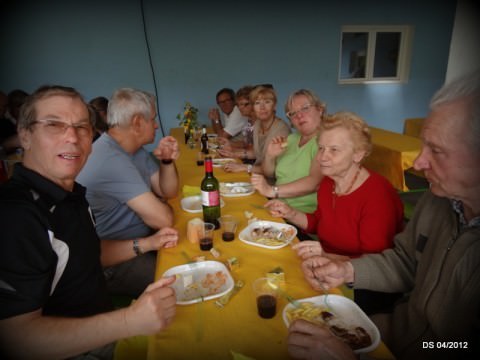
[[115, 128, 395, 360], [363, 127, 422, 191]]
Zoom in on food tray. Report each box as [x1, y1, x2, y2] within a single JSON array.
[[181, 195, 225, 213], [219, 182, 254, 197], [163, 261, 234, 305], [282, 295, 380, 353], [238, 220, 297, 249]]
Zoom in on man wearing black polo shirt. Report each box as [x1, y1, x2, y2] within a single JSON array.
[[0, 86, 176, 359]]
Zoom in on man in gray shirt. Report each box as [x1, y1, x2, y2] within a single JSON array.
[[78, 88, 179, 297]]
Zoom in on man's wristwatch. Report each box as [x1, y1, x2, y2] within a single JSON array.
[[272, 186, 279, 199], [133, 238, 143, 256]]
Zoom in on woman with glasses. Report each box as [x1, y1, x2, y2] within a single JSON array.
[[265, 111, 404, 315], [251, 89, 325, 219], [224, 86, 290, 174]]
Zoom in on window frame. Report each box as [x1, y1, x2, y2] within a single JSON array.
[[338, 25, 414, 84]]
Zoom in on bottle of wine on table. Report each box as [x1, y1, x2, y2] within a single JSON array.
[[201, 125, 209, 154], [201, 156, 220, 229]]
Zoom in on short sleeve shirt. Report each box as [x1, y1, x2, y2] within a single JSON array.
[[77, 133, 158, 240], [222, 106, 248, 138], [0, 164, 111, 319]]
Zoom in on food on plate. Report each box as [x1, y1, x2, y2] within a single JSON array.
[[285, 302, 372, 350], [187, 218, 204, 244], [213, 158, 235, 166], [220, 182, 253, 195], [250, 226, 295, 246], [177, 271, 228, 301]]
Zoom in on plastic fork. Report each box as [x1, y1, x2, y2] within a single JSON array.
[[267, 280, 300, 308], [311, 264, 332, 310]]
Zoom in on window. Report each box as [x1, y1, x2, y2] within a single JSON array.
[[339, 25, 413, 84]]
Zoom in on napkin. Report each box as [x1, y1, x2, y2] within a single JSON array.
[[183, 185, 201, 197]]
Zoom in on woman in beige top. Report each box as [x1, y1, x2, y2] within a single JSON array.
[[224, 86, 290, 174]]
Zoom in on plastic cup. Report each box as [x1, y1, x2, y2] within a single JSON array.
[[199, 222, 215, 251], [252, 277, 278, 319], [219, 215, 237, 242]]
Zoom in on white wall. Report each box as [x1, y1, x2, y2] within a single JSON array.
[[446, 0, 480, 82]]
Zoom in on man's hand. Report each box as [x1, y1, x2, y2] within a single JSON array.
[[153, 136, 179, 161], [208, 108, 220, 121], [124, 276, 177, 336], [288, 320, 356, 360], [144, 227, 179, 251], [301, 256, 354, 291]]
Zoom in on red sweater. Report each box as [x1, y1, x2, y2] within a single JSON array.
[[305, 170, 404, 257]]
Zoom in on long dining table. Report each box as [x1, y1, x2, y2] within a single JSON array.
[[115, 127, 394, 360], [363, 126, 423, 192]]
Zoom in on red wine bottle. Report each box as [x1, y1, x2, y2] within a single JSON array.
[[201, 157, 220, 229]]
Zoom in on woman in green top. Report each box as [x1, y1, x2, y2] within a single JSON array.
[[251, 89, 326, 213]]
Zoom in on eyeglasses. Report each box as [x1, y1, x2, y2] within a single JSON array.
[[33, 119, 93, 137], [286, 104, 314, 119], [217, 98, 234, 105]]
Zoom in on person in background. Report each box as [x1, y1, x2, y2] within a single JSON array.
[[208, 87, 248, 139], [289, 70, 480, 360], [217, 85, 256, 161], [251, 89, 326, 215], [0, 89, 28, 153], [77, 87, 180, 298], [266, 111, 404, 314], [0, 85, 176, 359], [89, 96, 109, 141], [223, 85, 291, 174], [0, 91, 12, 151]]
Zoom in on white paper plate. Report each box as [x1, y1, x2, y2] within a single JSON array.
[[282, 295, 380, 354], [163, 261, 234, 305], [220, 182, 254, 197], [238, 220, 297, 249], [181, 195, 225, 213], [212, 158, 236, 167]]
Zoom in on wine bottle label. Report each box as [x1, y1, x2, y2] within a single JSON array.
[[201, 190, 220, 206]]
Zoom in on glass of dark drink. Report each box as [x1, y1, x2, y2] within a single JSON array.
[[253, 278, 278, 319], [219, 215, 237, 242], [199, 222, 215, 251]]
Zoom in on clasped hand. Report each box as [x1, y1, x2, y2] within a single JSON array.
[[153, 136, 179, 161]]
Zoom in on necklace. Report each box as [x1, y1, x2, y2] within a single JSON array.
[[261, 117, 276, 134], [332, 165, 362, 208]]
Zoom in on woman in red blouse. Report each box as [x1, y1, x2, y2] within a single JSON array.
[[265, 111, 404, 314]]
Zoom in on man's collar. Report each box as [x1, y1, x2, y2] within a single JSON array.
[[451, 199, 480, 228]]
